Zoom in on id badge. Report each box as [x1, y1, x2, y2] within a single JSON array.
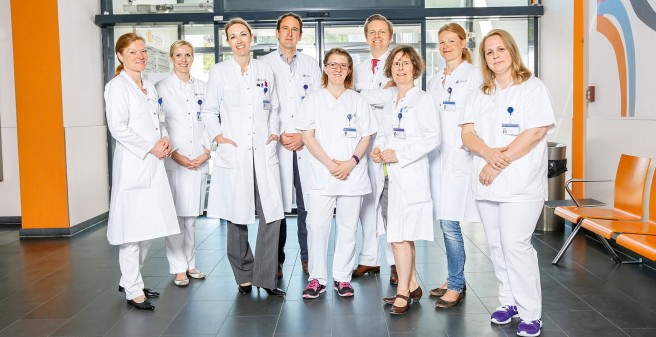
[[442, 101, 456, 111], [158, 111, 166, 123], [393, 127, 406, 139], [502, 123, 520, 136], [263, 100, 271, 111], [343, 127, 357, 138], [197, 111, 202, 121]]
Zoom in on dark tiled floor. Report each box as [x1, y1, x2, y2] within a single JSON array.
[[1, 217, 655, 337]]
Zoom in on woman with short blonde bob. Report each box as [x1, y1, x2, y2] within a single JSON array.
[[372, 45, 440, 315], [156, 40, 210, 287], [461, 29, 555, 336]]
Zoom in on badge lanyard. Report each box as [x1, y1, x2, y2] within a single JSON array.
[[302, 84, 308, 100], [442, 87, 456, 111], [393, 107, 406, 139], [197, 99, 203, 121], [157, 97, 166, 124], [501, 106, 520, 136], [343, 113, 357, 138]]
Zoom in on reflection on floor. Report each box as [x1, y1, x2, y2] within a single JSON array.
[[1, 217, 656, 337]]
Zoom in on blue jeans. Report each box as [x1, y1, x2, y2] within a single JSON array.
[[440, 220, 466, 292]]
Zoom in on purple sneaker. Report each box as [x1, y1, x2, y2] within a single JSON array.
[[333, 281, 354, 297], [517, 319, 542, 336], [303, 279, 326, 299], [490, 305, 519, 324]]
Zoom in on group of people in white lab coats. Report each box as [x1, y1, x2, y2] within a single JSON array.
[[104, 12, 554, 337]]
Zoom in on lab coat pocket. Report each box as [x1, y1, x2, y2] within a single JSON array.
[[266, 141, 279, 166], [400, 161, 431, 204], [451, 148, 473, 176], [119, 152, 153, 190], [214, 143, 237, 169]]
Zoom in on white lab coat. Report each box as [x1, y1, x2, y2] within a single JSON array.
[[461, 76, 556, 202], [202, 58, 284, 224], [296, 89, 375, 196], [373, 87, 441, 242], [260, 50, 322, 212], [104, 71, 180, 245], [155, 74, 209, 217], [427, 62, 481, 222], [354, 51, 393, 242]]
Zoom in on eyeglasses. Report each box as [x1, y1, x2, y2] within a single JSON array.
[[325, 62, 349, 70], [392, 61, 412, 68]]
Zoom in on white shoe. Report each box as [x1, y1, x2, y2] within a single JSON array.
[[174, 278, 190, 287], [187, 270, 206, 279]]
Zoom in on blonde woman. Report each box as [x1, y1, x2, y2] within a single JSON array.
[[426, 23, 482, 309], [156, 40, 209, 287], [461, 29, 555, 337]]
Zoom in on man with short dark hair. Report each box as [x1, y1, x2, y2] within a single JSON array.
[[261, 12, 322, 279]]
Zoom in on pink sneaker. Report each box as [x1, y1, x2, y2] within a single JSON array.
[[302, 279, 326, 299], [333, 281, 354, 297]]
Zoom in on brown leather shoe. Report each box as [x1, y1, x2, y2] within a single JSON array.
[[351, 264, 380, 278], [302, 261, 309, 275], [389, 265, 398, 285], [384, 286, 422, 304], [277, 263, 283, 279], [390, 294, 411, 315], [434, 291, 465, 309], [429, 284, 466, 298]]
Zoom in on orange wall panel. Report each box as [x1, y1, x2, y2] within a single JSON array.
[[11, 0, 69, 229]]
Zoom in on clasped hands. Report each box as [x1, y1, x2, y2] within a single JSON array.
[[328, 158, 357, 181], [370, 147, 398, 164], [149, 137, 172, 159], [479, 146, 512, 186], [172, 151, 210, 170], [280, 132, 304, 151]]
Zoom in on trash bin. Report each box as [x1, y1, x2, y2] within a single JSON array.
[[536, 142, 568, 231], [547, 142, 567, 201]]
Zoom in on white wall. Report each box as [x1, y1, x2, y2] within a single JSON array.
[[58, 0, 109, 226], [0, 0, 21, 217], [541, 1, 574, 183]]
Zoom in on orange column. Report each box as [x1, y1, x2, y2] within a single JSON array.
[[11, 1, 70, 229], [572, 0, 586, 198]]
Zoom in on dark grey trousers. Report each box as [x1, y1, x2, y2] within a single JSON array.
[[226, 169, 281, 289]]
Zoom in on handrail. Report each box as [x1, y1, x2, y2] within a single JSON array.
[[564, 178, 614, 207]]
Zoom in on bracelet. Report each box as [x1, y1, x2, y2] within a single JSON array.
[[352, 154, 360, 165]]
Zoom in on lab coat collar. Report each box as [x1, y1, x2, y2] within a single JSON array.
[[119, 71, 155, 98], [171, 72, 195, 86], [393, 86, 420, 107], [369, 49, 391, 63]]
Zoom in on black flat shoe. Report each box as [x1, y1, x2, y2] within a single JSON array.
[[238, 285, 252, 294], [434, 291, 465, 309], [127, 298, 155, 310], [258, 287, 286, 296], [118, 286, 160, 298]]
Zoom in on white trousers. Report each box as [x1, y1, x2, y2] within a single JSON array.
[[307, 194, 362, 285], [165, 216, 198, 274], [476, 200, 543, 321], [358, 192, 395, 266], [119, 240, 152, 300]]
